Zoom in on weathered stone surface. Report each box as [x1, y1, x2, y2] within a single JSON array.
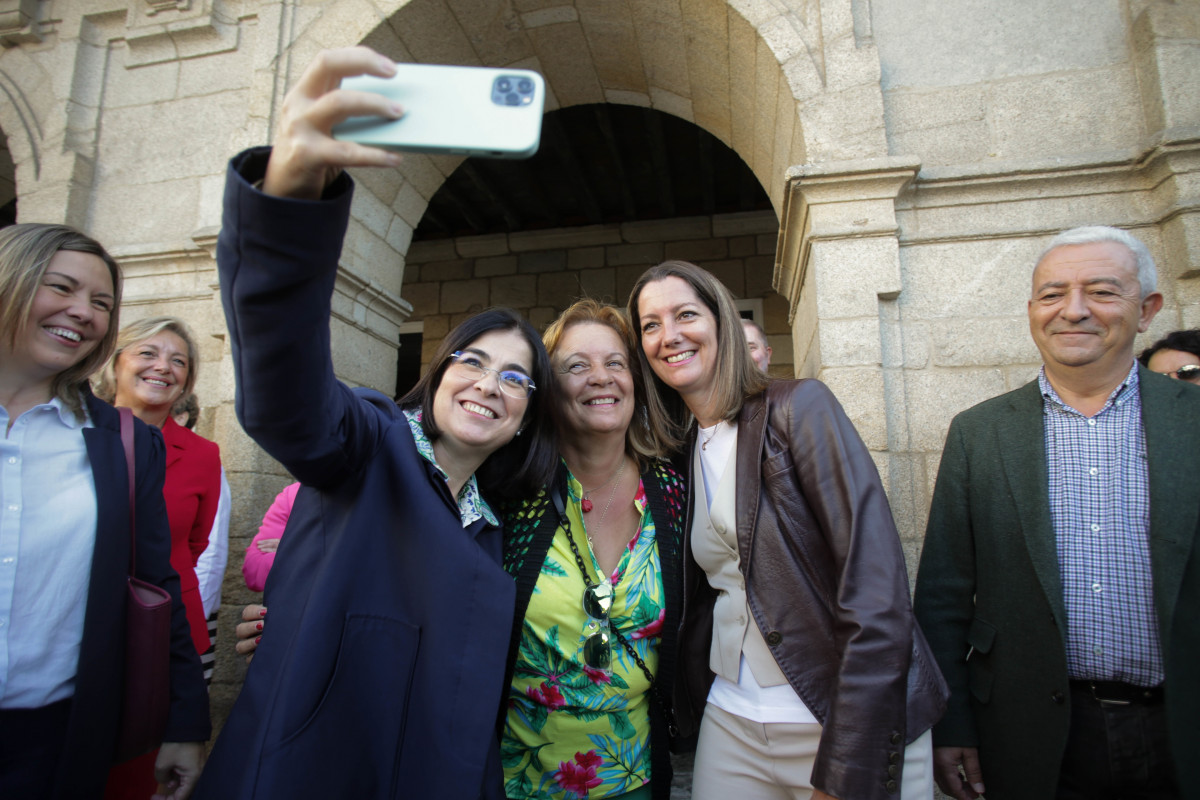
[[440, 278, 489, 313], [490, 273, 537, 307]]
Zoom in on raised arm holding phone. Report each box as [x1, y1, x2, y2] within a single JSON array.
[[193, 48, 557, 799]]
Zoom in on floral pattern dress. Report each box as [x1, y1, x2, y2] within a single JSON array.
[[502, 471, 664, 799]]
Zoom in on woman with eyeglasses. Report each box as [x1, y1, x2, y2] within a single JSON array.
[[1139, 329, 1200, 385], [193, 47, 557, 800], [628, 261, 948, 800], [498, 299, 686, 800]]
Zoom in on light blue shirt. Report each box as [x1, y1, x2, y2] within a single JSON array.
[[0, 396, 98, 708], [1039, 364, 1163, 687]]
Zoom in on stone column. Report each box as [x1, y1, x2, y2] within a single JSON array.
[[773, 156, 920, 541]]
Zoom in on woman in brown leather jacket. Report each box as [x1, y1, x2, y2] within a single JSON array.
[[628, 261, 947, 800]]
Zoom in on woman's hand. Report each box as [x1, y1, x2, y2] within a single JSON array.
[[263, 46, 404, 200], [235, 603, 267, 663], [153, 741, 206, 800], [255, 538, 281, 553]]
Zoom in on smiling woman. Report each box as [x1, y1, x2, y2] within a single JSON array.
[[95, 317, 221, 799], [192, 47, 560, 800], [0, 224, 209, 800], [628, 260, 948, 800]]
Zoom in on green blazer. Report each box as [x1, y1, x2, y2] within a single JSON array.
[[914, 365, 1200, 800]]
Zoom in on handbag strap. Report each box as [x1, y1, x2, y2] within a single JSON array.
[[118, 407, 137, 576]]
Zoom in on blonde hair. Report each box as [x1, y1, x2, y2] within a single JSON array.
[[543, 298, 674, 464], [0, 223, 122, 419], [627, 260, 769, 449], [94, 316, 200, 404]]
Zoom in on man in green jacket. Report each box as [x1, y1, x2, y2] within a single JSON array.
[[914, 225, 1198, 800]]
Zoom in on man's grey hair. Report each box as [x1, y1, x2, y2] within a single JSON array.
[[1037, 225, 1157, 298], [741, 318, 767, 338]]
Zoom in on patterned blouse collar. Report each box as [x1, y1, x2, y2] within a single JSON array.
[[403, 407, 499, 528]]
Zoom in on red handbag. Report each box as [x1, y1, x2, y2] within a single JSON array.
[[113, 407, 172, 763]]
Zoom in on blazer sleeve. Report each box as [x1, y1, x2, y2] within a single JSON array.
[[133, 420, 211, 742], [216, 147, 386, 489], [778, 381, 915, 797], [242, 482, 299, 592], [913, 417, 979, 747]]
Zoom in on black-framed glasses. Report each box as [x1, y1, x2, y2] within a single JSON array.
[[1168, 365, 1200, 383], [581, 580, 614, 671], [446, 351, 537, 399]]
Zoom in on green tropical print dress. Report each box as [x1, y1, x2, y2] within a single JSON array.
[[501, 471, 664, 799]]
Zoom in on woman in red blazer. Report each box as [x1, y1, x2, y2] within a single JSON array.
[[97, 316, 220, 798]]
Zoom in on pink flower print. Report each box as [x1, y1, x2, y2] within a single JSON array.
[[525, 681, 566, 709], [582, 665, 612, 685], [555, 751, 603, 796], [632, 608, 664, 640]]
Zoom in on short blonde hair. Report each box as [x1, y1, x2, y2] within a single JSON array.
[[627, 261, 768, 449], [543, 298, 674, 464], [0, 223, 122, 419], [94, 316, 200, 404]]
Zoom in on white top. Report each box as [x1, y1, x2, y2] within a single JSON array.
[[195, 467, 231, 617], [694, 422, 816, 725], [0, 397, 98, 708]]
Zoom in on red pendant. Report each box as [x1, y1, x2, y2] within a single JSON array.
[[581, 498, 594, 513]]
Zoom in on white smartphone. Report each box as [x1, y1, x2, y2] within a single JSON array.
[[332, 63, 545, 159]]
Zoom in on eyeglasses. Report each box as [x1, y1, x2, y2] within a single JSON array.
[[446, 351, 536, 399], [1167, 365, 1200, 383], [581, 580, 614, 672]]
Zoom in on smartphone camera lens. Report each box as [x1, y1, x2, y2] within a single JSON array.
[[518, 79, 533, 94], [505, 92, 520, 106], [497, 78, 512, 92]]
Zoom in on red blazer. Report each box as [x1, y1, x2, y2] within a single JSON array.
[[161, 417, 221, 653]]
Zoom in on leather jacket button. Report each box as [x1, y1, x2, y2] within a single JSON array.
[[889, 732, 902, 745], [766, 631, 783, 646], [885, 779, 898, 793], [887, 765, 899, 778], [888, 752, 900, 764], [1052, 691, 1065, 705]]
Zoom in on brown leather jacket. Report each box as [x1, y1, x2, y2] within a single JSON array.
[[674, 380, 947, 800]]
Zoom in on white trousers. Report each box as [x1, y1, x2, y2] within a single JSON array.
[[691, 703, 934, 800]]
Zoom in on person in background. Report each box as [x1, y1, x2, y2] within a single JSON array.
[[194, 46, 558, 799], [0, 223, 208, 800], [242, 482, 300, 593], [173, 393, 233, 688], [740, 318, 771, 373], [915, 226, 1197, 800], [1138, 328, 1200, 385], [97, 317, 221, 799], [629, 260, 946, 800]]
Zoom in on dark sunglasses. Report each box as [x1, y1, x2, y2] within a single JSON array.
[[581, 580, 614, 671], [1168, 365, 1200, 382]]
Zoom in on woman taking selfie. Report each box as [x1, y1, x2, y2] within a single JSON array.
[[500, 299, 686, 800], [0, 223, 209, 799], [194, 47, 557, 800], [628, 261, 947, 800], [97, 317, 221, 799]]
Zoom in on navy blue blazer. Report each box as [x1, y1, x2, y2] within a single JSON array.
[[53, 388, 210, 799], [196, 149, 514, 800]]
